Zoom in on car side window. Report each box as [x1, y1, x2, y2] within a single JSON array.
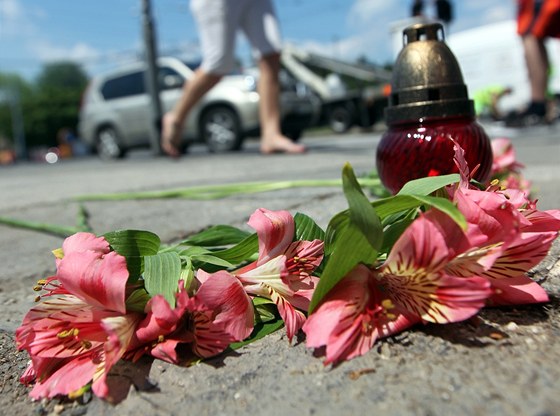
[[158, 66, 185, 90], [101, 71, 145, 100]]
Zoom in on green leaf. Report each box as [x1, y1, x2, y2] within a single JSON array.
[[294, 212, 325, 242], [342, 163, 383, 251], [254, 302, 279, 324], [104, 230, 161, 256], [191, 254, 235, 269], [380, 218, 414, 253], [309, 222, 378, 313], [309, 165, 384, 312], [323, 211, 350, 255], [372, 195, 466, 230], [397, 173, 460, 196], [180, 259, 196, 293], [125, 288, 151, 313], [228, 319, 284, 350], [210, 233, 259, 264], [104, 230, 161, 282], [181, 225, 250, 247], [143, 252, 182, 308]]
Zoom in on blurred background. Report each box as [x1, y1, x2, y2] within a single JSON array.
[[0, 0, 558, 163]]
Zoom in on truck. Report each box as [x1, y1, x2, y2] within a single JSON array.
[[280, 44, 392, 134]]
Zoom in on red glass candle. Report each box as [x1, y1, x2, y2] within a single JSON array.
[[376, 23, 493, 194]]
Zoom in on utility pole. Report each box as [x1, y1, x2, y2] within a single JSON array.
[[141, 0, 163, 155], [0, 88, 27, 160]]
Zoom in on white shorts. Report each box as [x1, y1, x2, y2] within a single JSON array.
[[190, 0, 283, 74]]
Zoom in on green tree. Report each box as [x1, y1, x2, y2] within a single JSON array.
[[36, 61, 89, 91], [0, 73, 33, 149], [28, 61, 89, 149]]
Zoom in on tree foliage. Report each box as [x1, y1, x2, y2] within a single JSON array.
[[0, 61, 89, 152]]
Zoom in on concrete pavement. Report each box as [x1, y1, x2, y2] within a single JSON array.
[[0, 128, 559, 415]]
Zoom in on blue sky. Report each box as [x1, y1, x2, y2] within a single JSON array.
[[0, 0, 515, 80]]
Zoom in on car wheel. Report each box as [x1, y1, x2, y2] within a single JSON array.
[[328, 105, 353, 134], [201, 106, 242, 152], [96, 126, 125, 160]]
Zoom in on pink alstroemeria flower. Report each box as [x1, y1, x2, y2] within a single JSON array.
[[129, 271, 253, 364], [377, 211, 492, 324], [16, 232, 140, 400], [447, 144, 559, 306], [304, 212, 492, 365], [490, 138, 525, 177], [303, 265, 418, 365], [487, 138, 531, 191], [235, 208, 324, 341]]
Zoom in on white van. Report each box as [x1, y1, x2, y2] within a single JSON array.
[[448, 20, 560, 114], [391, 18, 560, 115]]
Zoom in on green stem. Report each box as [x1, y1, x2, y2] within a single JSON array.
[[0, 216, 80, 238], [74, 178, 383, 201]]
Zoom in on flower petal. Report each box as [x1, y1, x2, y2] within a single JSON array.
[[194, 271, 254, 342], [483, 233, 558, 281], [269, 288, 306, 342], [29, 355, 98, 400], [304, 266, 417, 365], [382, 214, 492, 323], [487, 275, 549, 306], [62, 232, 110, 256], [248, 208, 294, 265], [133, 294, 181, 345], [57, 250, 129, 314], [383, 271, 491, 324]]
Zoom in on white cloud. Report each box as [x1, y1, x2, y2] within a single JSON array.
[[0, 0, 35, 36], [31, 40, 100, 63], [0, 0, 108, 76], [0, 0, 20, 19]]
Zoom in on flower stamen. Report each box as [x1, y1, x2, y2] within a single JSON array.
[[57, 328, 79, 339]]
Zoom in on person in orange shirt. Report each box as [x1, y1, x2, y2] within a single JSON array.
[[509, 0, 560, 126]]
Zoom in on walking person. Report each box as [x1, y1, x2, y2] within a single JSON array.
[[162, 0, 305, 157], [508, 0, 560, 126]]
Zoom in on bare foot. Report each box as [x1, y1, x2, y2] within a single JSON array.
[[260, 135, 306, 154], [161, 113, 183, 158]]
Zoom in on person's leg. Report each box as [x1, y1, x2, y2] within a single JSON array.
[[242, 0, 305, 154], [161, 0, 236, 157], [257, 53, 305, 154], [162, 70, 222, 157], [522, 34, 549, 104]]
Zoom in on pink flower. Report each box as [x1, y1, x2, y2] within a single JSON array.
[[490, 138, 524, 176], [377, 212, 492, 324], [487, 138, 531, 191], [303, 265, 418, 365], [235, 208, 324, 341], [445, 145, 555, 305], [16, 233, 140, 400], [129, 271, 254, 363], [304, 212, 492, 365]]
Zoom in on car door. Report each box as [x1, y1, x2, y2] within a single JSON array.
[[100, 70, 152, 146]]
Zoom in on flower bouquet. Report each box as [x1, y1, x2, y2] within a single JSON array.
[[16, 139, 560, 402]]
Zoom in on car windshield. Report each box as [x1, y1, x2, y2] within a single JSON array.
[[182, 60, 201, 71]]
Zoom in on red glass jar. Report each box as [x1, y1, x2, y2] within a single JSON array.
[[376, 115, 492, 194], [376, 23, 493, 194]]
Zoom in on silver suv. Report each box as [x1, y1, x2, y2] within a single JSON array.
[[78, 56, 319, 159]]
